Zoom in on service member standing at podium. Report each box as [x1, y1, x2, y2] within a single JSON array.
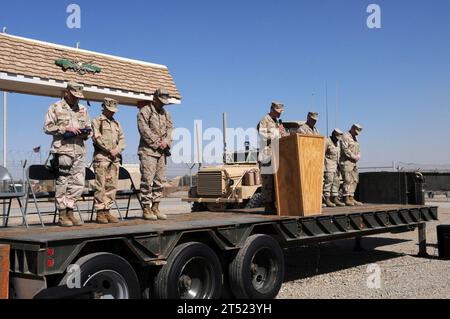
[[257, 102, 289, 213], [297, 112, 320, 135], [340, 124, 364, 206]]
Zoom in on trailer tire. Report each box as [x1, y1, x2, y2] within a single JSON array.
[[59, 252, 140, 299], [229, 234, 284, 299], [154, 242, 223, 299]]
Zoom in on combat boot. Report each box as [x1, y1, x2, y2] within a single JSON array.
[[324, 197, 336, 208], [143, 205, 157, 221], [332, 197, 346, 207], [58, 209, 73, 227], [350, 196, 363, 206], [67, 208, 83, 226], [96, 210, 109, 224], [344, 196, 355, 207], [104, 210, 119, 224], [151, 202, 167, 220]]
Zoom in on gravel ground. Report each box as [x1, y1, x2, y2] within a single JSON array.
[[278, 202, 450, 299]]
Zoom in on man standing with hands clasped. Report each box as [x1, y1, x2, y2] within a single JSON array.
[[137, 88, 174, 221], [92, 98, 125, 224]]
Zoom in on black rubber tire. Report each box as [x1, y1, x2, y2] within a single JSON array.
[[154, 242, 223, 299], [59, 252, 140, 299], [245, 192, 263, 209], [229, 234, 284, 299]]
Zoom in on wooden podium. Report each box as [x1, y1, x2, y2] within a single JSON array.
[[274, 134, 325, 217]]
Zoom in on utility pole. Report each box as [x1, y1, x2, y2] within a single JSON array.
[[325, 82, 329, 136], [2, 27, 7, 169], [3, 91, 6, 168]]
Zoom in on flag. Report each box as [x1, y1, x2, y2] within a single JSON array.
[[33, 146, 41, 153]]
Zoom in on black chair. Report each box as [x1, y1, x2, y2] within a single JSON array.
[[0, 166, 26, 228], [116, 167, 143, 219], [24, 165, 83, 227]]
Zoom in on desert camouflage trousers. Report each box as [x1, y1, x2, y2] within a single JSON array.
[[55, 154, 85, 210], [261, 174, 275, 204], [323, 171, 341, 197], [342, 165, 359, 197], [140, 154, 166, 205], [94, 161, 120, 211]]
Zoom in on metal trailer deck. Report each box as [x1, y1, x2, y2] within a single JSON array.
[[0, 204, 439, 299]]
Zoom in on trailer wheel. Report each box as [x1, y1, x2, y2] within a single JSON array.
[[229, 234, 284, 299], [59, 253, 140, 299], [154, 242, 223, 299]]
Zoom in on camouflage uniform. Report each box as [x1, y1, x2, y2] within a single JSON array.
[[92, 111, 125, 212], [340, 132, 361, 197], [297, 123, 320, 136], [257, 113, 288, 205], [44, 99, 92, 211], [137, 101, 173, 206], [323, 137, 341, 198]]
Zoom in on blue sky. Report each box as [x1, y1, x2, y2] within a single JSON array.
[[1, 0, 450, 176]]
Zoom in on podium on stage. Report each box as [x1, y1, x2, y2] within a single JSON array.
[[274, 134, 325, 217]]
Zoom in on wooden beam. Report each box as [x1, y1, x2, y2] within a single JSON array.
[[0, 244, 10, 299]]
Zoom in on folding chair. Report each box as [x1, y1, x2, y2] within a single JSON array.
[[88, 167, 124, 222], [116, 166, 143, 219], [24, 165, 83, 227], [0, 166, 26, 228]]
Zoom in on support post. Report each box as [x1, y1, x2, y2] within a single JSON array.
[[354, 237, 364, 252], [418, 223, 428, 257], [0, 244, 10, 299]]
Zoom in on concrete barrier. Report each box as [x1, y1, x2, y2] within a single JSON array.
[[0, 244, 10, 299]]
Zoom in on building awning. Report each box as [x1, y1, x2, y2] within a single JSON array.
[[0, 33, 181, 106]]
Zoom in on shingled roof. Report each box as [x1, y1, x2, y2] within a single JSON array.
[[0, 33, 181, 106]]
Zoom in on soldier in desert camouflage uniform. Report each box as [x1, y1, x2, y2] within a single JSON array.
[[323, 129, 345, 207], [44, 82, 92, 227], [341, 124, 363, 207], [137, 88, 173, 221], [92, 98, 125, 224], [297, 112, 320, 135], [257, 102, 289, 214]]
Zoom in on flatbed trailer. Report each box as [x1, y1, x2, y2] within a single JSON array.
[[0, 204, 438, 299]]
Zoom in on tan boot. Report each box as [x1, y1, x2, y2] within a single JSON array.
[[96, 210, 109, 224], [324, 197, 336, 208], [67, 208, 82, 226], [104, 210, 119, 224], [152, 202, 167, 220], [344, 196, 355, 207], [332, 197, 346, 207], [143, 205, 157, 221], [350, 196, 363, 206], [59, 209, 73, 227]]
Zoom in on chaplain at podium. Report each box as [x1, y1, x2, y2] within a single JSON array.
[[296, 112, 320, 135], [257, 102, 289, 214]]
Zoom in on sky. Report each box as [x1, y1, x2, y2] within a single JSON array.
[[1, 0, 450, 177]]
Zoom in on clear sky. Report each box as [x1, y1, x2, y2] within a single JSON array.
[[1, 0, 450, 177]]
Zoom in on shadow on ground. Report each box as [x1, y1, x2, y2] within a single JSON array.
[[283, 237, 411, 282]]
